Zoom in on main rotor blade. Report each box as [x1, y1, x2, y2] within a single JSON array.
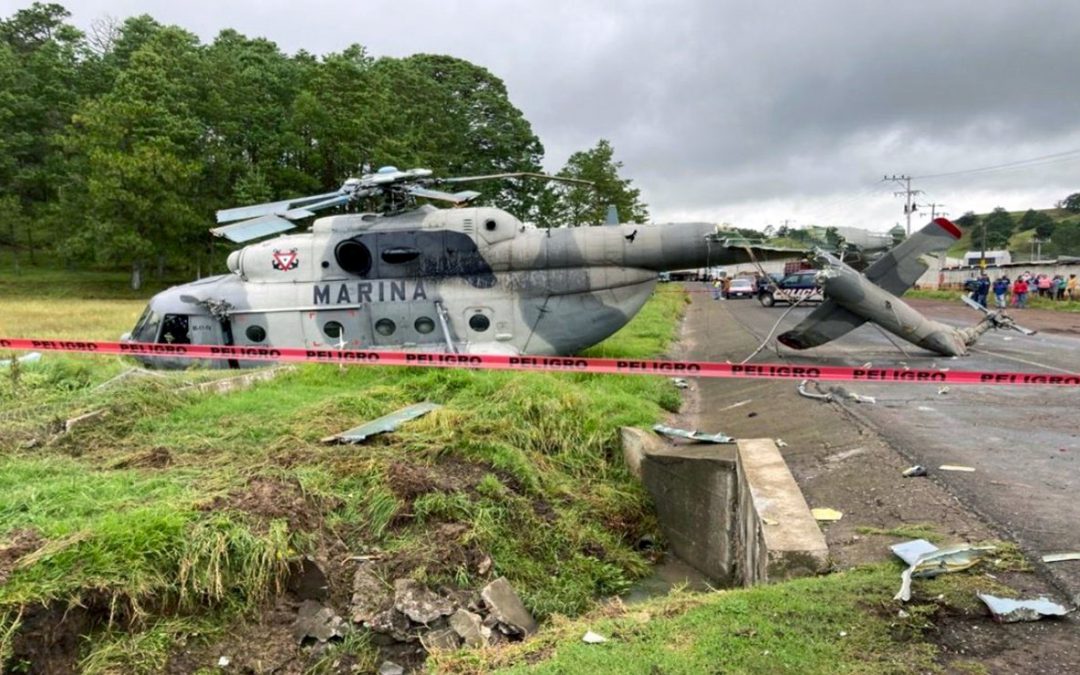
[[215, 190, 342, 224], [284, 193, 353, 219], [210, 215, 297, 243], [439, 172, 594, 187], [408, 186, 481, 203]]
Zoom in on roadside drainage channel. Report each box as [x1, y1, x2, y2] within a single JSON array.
[[621, 428, 828, 588]]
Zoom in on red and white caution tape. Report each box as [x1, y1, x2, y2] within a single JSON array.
[[1, 337, 1077, 387]]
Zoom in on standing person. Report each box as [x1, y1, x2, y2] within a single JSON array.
[[1068, 274, 1079, 301], [1013, 276, 1029, 308], [712, 278, 723, 300], [974, 274, 991, 308], [992, 276, 1009, 309], [1054, 274, 1066, 301], [1037, 274, 1052, 298], [720, 274, 732, 299]]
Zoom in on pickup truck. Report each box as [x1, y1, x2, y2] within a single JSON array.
[[757, 271, 824, 307]]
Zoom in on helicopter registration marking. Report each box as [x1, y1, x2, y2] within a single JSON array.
[[313, 280, 428, 305]]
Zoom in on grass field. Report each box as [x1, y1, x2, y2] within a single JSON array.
[[0, 270, 1016, 673]]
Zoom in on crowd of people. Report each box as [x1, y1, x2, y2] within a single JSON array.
[[966, 271, 1079, 309]]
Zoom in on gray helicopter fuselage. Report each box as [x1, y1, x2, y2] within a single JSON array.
[[126, 205, 728, 368]]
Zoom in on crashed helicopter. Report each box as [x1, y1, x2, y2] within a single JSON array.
[[778, 217, 1034, 357], [124, 166, 797, 368]]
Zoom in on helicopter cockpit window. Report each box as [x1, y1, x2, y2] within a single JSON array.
[[132, 307, 161, 343], [335, 239, 372, 276], [381, 247, 421, 265], [161, 314, 191, 344]]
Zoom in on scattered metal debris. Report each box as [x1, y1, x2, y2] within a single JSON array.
[[671, 377, 690, 389], [652, 424, 734, 444], [322, 402, 442, 444], [939, 465, 975, 472], [718, 399, 753, 412], [217, 656, 231, 668], [916, 406, 935, 412], [938, 386, 950, 395], [902, 465, 928, 477], [0, 352, 40, 368], [811, 508, 843, 522], [797, 379, 833, 402], [892, 541, 996, 602], [582, 630, 608, 644], [846, 391, 876, 404], [978, 594, 1070, 623], [775, 438, 788, 448], [825, 447, 867, 464], [1042, 552, 1080, 564], [64, 409, 107, 433]]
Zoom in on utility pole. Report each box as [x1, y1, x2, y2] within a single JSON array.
[[924, 202, 947, 220], [885, 175, 924, 235]]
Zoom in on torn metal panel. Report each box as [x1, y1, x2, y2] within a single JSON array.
[[1043, 552, 1080, 564], [978, 594, 1070, 623], [322, 402, 442, 444], [893, 543, 996, 602], [652, 424, 734, 444], [890, 539, 939, 567]]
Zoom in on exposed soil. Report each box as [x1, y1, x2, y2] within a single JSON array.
[[0, 527, 43, 585], [199, 475, 321, 533], [6, 596, 113, 675], [109, 445, 173, 469]]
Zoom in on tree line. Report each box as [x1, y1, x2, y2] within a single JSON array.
[[0, 3, 649, 287]]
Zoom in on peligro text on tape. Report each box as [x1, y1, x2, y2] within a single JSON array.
[[2, 337, 1078, 387]]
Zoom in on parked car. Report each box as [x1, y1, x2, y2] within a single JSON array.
[[758, 272, 824, 307], [726, 277, 756, 299]]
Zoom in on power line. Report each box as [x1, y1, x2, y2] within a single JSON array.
[[912, 148, 1080, 180], [885, 175, 923, 235]]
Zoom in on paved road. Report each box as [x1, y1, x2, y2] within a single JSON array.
[[691, 286, 1080, 603]]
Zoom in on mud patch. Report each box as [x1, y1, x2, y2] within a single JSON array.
[[200, 476, 319, 533], [6, 597, 112, 675], [385, 459, 488, 502], [0, 528, 44, 585], [110, 446, 173, 470]]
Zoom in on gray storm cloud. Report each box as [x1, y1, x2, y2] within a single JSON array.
[[51, 0, 1080, 228]]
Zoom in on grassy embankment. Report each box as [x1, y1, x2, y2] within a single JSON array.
[[0, 272, 685, 672], [1, 269, 1025, 673]]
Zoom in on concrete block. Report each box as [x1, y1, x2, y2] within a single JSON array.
[[736, 438, 829, 583], [641, 441, 738, 585], [620, 426, 668, 479]]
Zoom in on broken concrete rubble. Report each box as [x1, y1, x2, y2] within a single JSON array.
[[393, 579, 454, 624], [449, 609, 490, 648], [350, 563, 390, 625], [424, 626, 462, 651], [292, 600, 348, 644], [481, 577, 538, 636]]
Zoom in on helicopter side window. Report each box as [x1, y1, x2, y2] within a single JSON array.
[[335, 239, 372, 276], [160, 314, 191, 344], [323, 321, 344, 339], [245, 325, 267, 343], [381, 247, 421, 265]]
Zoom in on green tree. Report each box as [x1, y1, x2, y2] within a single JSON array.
[[1060, 193, 1080, 213], [955, 211, 979, 230], [1050, 221, 1080, 256], [554, 139, 648, 226], [981, 207, 1014, 249], [61, 26, 205, 289], [1018, 208, 1055, 239]]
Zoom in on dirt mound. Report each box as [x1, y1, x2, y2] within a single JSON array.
[[110, 446, 173, 469], [200, 476, 319, 533], [0, 528, 44, 585], [386, 459, 487, 501]]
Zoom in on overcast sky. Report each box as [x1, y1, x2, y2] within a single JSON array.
[[12, 0, 1080, 231]]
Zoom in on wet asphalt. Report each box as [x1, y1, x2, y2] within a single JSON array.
[[685, 285, 1080, 604]]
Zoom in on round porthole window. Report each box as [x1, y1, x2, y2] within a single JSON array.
[[485, 219, 497, 231], [323, 321, 344, 339], [334, 239, 372, 275], [469, 314, 490, 332], [375, 318, 396, 336], [414, 317, 435, 334], [245, 325, 267, 343]]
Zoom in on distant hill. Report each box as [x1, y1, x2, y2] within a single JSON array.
[[947, 207, 1080, 260]]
